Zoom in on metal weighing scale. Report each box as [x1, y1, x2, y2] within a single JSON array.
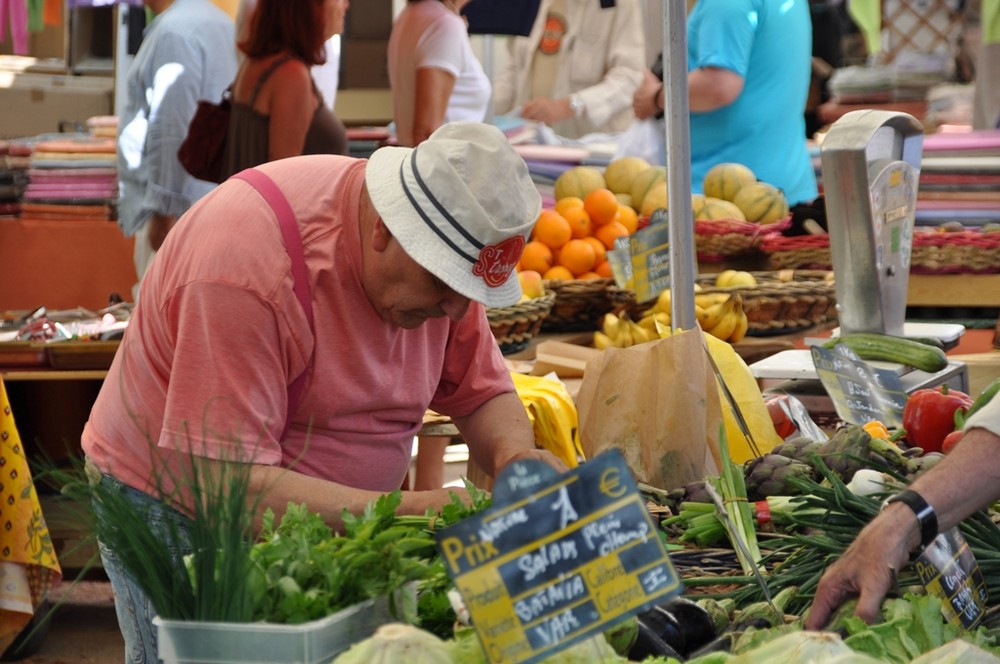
[[751, 110, 968, 417]]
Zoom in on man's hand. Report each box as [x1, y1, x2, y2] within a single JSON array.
[[520, 97, 574, 126], [805, 504, 917, 629], [498, 448, 569, 475], [633, 69, 662, 120], [147, 213, 178, 251]]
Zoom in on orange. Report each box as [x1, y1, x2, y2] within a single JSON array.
[[519, 240, 554, 274], [582, 236, 607, 266], [554, 196, 585, 217], [557, 238, 597, 277], [584, 188, 621, 227], [595, 220, 630, 250], [543, 265, 575, 281], [562, 206, 592, 239], [594, 259, 613, 278], [577, 271, 603, 280], [532, 209, 572, 250], [617, 204, 639, 234]]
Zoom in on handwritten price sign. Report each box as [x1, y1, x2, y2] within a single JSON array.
[[436, 449, 680, 664]]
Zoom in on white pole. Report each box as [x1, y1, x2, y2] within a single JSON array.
[[663, 1, 697, 330]]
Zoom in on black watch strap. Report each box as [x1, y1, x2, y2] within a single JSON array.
[[886, 490, 938, 549]]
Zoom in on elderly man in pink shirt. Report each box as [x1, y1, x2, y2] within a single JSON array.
[[83, 122, 564, 663]]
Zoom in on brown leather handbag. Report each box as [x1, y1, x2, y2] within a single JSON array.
[[178, 86, 231, 183]]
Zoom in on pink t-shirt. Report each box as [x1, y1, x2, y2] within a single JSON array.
[[83, 155, 513, 498]]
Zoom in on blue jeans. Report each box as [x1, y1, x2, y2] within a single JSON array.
[[93, 473, 192, 664]]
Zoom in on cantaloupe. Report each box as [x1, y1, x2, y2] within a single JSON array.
[[630, 167, 667, 212], [615, 192, 634, 210], [604, 157, 651, 195], [733, 182, 790, 224], [640, 185, 668, 217], [703, 163, 756, 202], [691, 193, 706, 218], [554, 166, 606, 201], [695, 197, 746, 221]]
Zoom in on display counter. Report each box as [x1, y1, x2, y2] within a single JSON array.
[[0, 218, 136, 311]]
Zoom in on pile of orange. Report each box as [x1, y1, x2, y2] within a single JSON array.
[[519, 188, 638, 281]]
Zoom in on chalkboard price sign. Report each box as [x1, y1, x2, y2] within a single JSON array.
[[436, 449, 681, 664], [811, 343, 907, 427], [628, 222, 671, 305]]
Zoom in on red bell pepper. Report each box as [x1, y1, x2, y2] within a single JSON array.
[[942, 429, 964, 454], [902, 385, 974, 454]]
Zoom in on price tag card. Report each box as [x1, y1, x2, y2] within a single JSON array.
[[811, 344, 907, 427], [914, 527, 989, 629], [627, 222, 671, 304], [436, 449, 681, 664]]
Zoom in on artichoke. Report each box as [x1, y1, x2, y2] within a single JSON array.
[[743, 454, 816, 501]]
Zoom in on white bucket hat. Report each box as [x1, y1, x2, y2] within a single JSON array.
[[365, 122, 541, 308]]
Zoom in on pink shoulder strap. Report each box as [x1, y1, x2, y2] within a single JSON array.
[[232, 168, 313, 440]]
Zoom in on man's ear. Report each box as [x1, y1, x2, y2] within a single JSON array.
[[371, 216, 392, 252]]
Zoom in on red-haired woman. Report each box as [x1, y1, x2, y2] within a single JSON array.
[[222, 0, 349, 179]]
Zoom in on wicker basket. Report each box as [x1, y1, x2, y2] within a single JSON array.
[[624, 269, 837, 335], [762, 234, 832, 270], [486, 290, 557, 354], [541, 278, 625, 332], [695, 217, 791, 263], [911, 229, 1000, 274]]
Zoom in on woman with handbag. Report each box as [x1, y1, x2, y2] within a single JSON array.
[[221, 0, 349, 180]]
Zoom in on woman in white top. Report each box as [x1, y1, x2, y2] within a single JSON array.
[[388, 0, 490, 147]]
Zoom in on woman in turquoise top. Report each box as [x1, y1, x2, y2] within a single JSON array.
[[634, 0, 818, 206]]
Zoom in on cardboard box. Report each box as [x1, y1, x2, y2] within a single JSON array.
[[345, 0, 392, 39], [0, 72, 113, 138], [339, 38, 389, 90]]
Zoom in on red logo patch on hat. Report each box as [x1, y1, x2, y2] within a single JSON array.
[[472, 236, 525, 287]]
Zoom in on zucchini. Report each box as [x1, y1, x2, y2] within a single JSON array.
[[823, 332, 949, 373]]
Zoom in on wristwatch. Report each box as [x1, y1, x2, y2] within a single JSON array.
[[568, 94, 584, 118], [885, 489, 938, 549]]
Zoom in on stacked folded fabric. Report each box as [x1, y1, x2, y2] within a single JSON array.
[[21, 134, 117, 221], [917, 130, 1000, 227], [0, 141, 30, 219]]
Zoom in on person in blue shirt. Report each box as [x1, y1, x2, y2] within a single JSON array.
[[117, 0, 237, 300], [633, 0, 818, 206]]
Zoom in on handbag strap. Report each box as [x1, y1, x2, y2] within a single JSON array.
[[232, 168, 314, 440]]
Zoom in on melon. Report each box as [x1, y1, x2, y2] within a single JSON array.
[[630, 166, 667, 212], [703, 163, 757, 202], [640, 185, 668, 217], [615, 192, 634, 210], [733, 182, 790, 224], [604, 156, 651, 195], [554, 166, 606, 201], [691, 193, 706, 218], [696, 197, 746, 221]]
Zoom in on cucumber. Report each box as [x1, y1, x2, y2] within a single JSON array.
[[823, 332, 949, 373], [905, 336, 945, 350]]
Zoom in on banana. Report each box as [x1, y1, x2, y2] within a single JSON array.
[[629, 319, 655, 344], [655, 319, 674, 338], [614, 322, 634, 348], [707, 295, 743, 341], [694, 304, 708, 328], [653, 288, 671, 315], [700, 296, 730, 331], [695, 292, 730, 309], [729, 305, 749, 343], [594, 331, 615, 350], [602, 312, 622, 340]]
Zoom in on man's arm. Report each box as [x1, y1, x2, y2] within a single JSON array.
[[806, 421, 1000, 629], [688, 66, 744, 112], [452, 390, 568, 478]]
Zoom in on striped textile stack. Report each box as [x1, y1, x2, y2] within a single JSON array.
[[21, 132, 118, 222]]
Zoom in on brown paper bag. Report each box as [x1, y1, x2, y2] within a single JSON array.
[[576, 328, 723, 491]]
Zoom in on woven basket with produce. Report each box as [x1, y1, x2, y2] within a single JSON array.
[[622, 269, 837, 337], [911, 227, 1000, 274], [761, 233, 832, 270], [486, 290, 556, 354]]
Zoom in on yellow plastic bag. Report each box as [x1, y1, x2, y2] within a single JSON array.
[[511, 371, 584, 468], [704, 333, 781, 463]]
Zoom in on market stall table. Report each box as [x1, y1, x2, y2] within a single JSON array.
[[0, 218, 136, 311]]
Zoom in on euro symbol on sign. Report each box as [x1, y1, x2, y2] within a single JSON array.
[[599, 468, 626, 499]]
